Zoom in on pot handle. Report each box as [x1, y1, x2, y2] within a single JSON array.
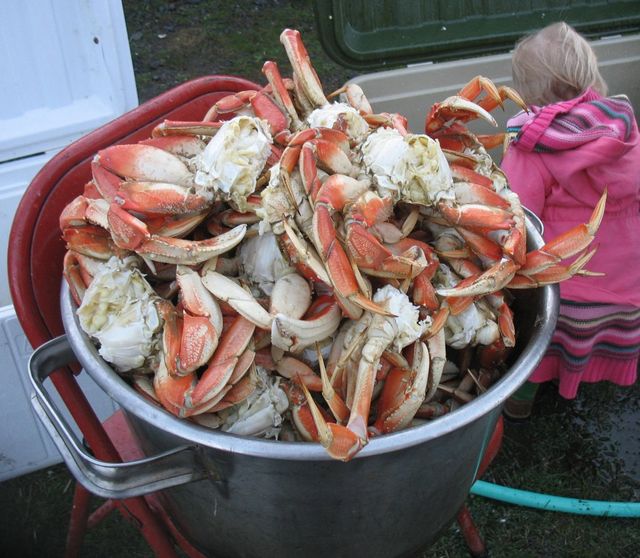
[[29, 335, 212, 499]]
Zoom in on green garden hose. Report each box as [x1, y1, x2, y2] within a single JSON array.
[[471, 480, 640, 517]]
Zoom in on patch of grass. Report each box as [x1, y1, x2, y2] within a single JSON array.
[[122, 0, 359, 103], [0, 465, 153, 558], [422, 381, 640, 557]]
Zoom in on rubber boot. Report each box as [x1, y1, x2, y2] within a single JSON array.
[[504, 381, 539, 420]]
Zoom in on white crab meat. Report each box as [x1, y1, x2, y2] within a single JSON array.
[[445, 303, 500, 349], [372, 284, 429, 352], [256, 162, 294, 234], [192, 115, 272, 211], [361, 128, 453, 206], [220, 367, 289, 438], [306, 102, 369, 143], [77, 256, 162, 372], [435, 264, 499, 349], [238, 231, 294, 296]]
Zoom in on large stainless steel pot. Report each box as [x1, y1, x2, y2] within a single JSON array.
[[29, 220, 558, 558]]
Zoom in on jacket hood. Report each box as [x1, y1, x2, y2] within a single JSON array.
[[507, 89, 640, 200]]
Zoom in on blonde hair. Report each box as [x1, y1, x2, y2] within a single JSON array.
[[512, 22, 608, 106]]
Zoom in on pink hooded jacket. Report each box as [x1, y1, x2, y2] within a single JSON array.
[[501, 89, 640, 306]]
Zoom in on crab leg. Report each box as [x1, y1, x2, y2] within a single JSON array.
[[501, 193, 528, 266], [317, 346, 350, 423], [152, 120, 223, 137], [476, 85, 527, 114], [280, 219, 331, 285], [437, 202, 515, 230], [280, 28, 328, 109], [283, 382, 329, 442], [344, 192, 429, 279], [454, 226, 504, 264], [424, 328, 446, 403], [311, 175, 396, 316], [387, 237, 440, 310], [453, 182, 512, 210], [458, 76, 503, 108], [262, 60, 304, 131], [346, 311, 398, 443]]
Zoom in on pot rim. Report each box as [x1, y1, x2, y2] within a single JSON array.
[[62, 221, 559, 462]]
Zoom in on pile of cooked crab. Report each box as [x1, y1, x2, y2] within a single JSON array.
[[60, 29, 605, 461]]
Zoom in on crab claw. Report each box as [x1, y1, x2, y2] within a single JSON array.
[[142, 226, 248, 264], [107, 204, 247, 264], [190, 315, 256, 408], [299, 382, 365, 462], [424, 328, 446, 403], [140, 135, 207, 157], [427, 97, 498, 134], [201, 269, 273, 330], [175, 265, 223, 374], [436, 258, 519, 298], [373, 340, 430, 434], [271, 295, 342, 353], [328, 83, 373, 115], [508, 248, 599, 288], [115, 181, 213, 215], [96, 144, 193, 186], [520, 190, 606, 275]]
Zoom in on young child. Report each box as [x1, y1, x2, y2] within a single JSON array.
[[501, 22, 640, 418]]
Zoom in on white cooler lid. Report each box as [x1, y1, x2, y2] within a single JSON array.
[[0, 0, 138, 162]]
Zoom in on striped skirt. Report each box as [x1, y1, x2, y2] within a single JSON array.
[[530, 300, 640, 399]]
